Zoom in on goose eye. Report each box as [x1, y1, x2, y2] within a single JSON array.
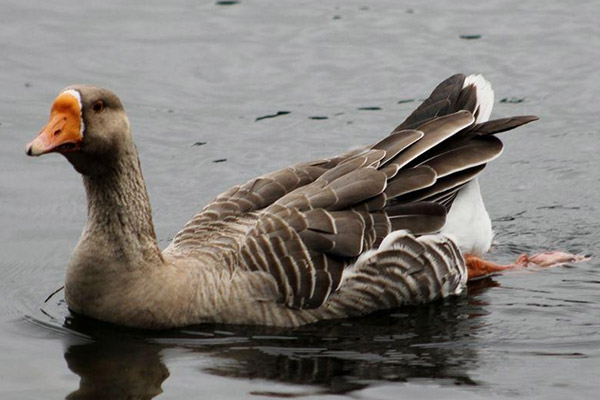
[[92, 100, 104, 113]]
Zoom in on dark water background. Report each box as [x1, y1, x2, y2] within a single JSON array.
[[1, 0, 599, 398]]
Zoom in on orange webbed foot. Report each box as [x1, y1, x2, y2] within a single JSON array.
[[465, 255, 514, 281], [465, 251, 590, 282], [521, 251, 590, 268]]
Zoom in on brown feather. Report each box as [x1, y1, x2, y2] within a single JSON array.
[[418, 136, 503, 178], [384, 166, 437, 198], [454, 84, 478, 114], [397, 164, 486, 203], [303, 209, 337, 233], [394, 73, 466, 131], [386, 202, 447, 234], [387, 111, 475, 168], [470, 115, 539, 135], [373, 129, 424, 165]]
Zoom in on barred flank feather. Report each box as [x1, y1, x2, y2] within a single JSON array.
[[323, 231, 467, 319]]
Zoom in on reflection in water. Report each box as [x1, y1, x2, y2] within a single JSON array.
[[64, 339, 168, 400], [59, 280, 496, 399]]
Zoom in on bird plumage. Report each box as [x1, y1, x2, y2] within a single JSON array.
[[27, 73, 538, 328], [161, 73, 537, 320]]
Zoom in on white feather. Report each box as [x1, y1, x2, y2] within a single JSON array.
[[441, 178, 493, 257], [463, 74, 494, 124]]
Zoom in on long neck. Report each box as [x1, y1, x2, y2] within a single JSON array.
[[80, 146, 163, 268]]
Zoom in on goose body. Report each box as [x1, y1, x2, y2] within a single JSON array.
[[26, 74, 537, 329]]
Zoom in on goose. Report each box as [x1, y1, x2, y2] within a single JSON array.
[[25, 74, 579, 329]]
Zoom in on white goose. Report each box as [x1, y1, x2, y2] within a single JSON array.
[[27, 74, 572, 329]]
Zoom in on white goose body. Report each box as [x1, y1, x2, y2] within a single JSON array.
[[26, 74, 537, 329]]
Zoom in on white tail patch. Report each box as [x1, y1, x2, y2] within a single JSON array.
[[441, 178, 493, 257], [464, 74, 494, 124]]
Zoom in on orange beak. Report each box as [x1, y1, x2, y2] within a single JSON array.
[[26, 91, 84, 156]]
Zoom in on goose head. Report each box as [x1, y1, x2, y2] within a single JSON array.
[[26, 85, 132, 176]]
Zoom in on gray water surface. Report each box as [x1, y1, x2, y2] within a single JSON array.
[[1, 0, 599, 398]]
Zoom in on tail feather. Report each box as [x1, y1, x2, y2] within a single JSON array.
[[381, 73, 535, 215], [470, 115, 539, 135], [463, 74, 494, 123], [394, 73, 467, 131]]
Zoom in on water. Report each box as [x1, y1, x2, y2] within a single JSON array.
[[1, 0, 599, 398]]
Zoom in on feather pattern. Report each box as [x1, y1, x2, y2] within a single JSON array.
[[160, 73, 538, 327]]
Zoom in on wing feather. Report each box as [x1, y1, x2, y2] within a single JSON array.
[[165, 73, 537, 313]]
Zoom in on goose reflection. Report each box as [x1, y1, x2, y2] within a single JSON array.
[[64, 338, 168, 400], [61, 280, 495, 398]]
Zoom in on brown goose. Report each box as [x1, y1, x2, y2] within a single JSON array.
[[26, 74, 571, 329]]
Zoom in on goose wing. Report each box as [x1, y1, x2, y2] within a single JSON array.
[[167, 74, 538, 311]]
